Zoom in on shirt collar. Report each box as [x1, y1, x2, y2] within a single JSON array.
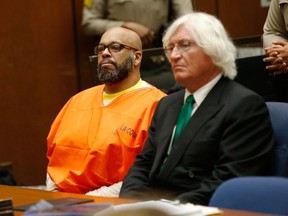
[[184, 74, 222, 107]]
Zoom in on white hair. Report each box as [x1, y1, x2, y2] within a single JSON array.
[[163, 12, 237, 80]]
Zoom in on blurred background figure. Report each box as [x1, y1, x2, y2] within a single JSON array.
[[82, 0, 193, 48], [262, 0, 288, 102], [81, 0, 193, 93]]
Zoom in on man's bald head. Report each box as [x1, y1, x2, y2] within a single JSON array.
[[100, 27, 142, 51], [96, 27, 143, 92]]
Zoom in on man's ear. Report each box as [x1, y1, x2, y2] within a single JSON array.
[[134, 51, 142, 66]]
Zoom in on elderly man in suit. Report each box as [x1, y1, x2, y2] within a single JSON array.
[[119, 12, 275, 205]]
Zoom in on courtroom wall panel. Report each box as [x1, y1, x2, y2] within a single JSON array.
[[0, 0, 78, 185], [74, 0, 98, 91], [193, 0, 269, 39], [217, 0, 269, 39], [193, 0, 217, 15]]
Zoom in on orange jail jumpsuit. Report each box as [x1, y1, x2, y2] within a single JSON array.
[[46, 81, 166, 193]]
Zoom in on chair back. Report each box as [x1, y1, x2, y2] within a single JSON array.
[[209, 176, 288, 215], [235, 55, 274, 101], [266, 102, 288, 176]]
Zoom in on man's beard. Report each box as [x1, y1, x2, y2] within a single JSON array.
[[97, 55, 134, 85]]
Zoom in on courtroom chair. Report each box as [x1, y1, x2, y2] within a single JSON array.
[[0, 161, 17, 186], [89, 54, 102, 86], [266, 102, 288, 177], [209, 176, 288, 215], [141, 48, 175, 94], [235, 55, 276, 101]]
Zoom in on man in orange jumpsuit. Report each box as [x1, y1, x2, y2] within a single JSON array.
[[46, 27, 166, 196]]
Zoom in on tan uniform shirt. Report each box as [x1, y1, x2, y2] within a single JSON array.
[[82, 0, 193, 36], [263, 0, 288, 47]]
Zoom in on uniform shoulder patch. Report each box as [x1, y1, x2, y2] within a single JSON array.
[[84, 0, 93, 9]]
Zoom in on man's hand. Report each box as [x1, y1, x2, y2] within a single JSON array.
[[263, 41, 288, 75]]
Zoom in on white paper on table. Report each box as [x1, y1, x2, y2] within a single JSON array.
[[106, 200, 222, 216]]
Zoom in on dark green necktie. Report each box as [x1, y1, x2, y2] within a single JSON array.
[[173, 95, 194, 143]]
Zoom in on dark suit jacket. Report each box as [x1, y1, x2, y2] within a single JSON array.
[[120, 77, 275, 205]]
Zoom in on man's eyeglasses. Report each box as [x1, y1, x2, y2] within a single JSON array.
[[164, 40, 197, 57], [94, 42, 138, 55]]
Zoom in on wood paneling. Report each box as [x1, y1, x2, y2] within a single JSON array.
[[217, 0, 269, 39], [0, 0, 78, 185], [74, 0, 98, 91], [193, 0, 269, 39], [192, 0, 217, 15]]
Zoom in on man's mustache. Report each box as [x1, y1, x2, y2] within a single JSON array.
[[99, 59, 117, 68]]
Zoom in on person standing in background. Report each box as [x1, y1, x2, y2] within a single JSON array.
[[262, 0, 288, 101], [82, 0, 193, 48], [46, 27, 166, 197], [81, 0, 193, 93]]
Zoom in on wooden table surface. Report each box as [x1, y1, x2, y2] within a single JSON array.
[[0, 185, 275, 216]]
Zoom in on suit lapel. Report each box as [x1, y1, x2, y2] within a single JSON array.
[[158, 77, 227, 178], [150, 90, 185, 174]]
